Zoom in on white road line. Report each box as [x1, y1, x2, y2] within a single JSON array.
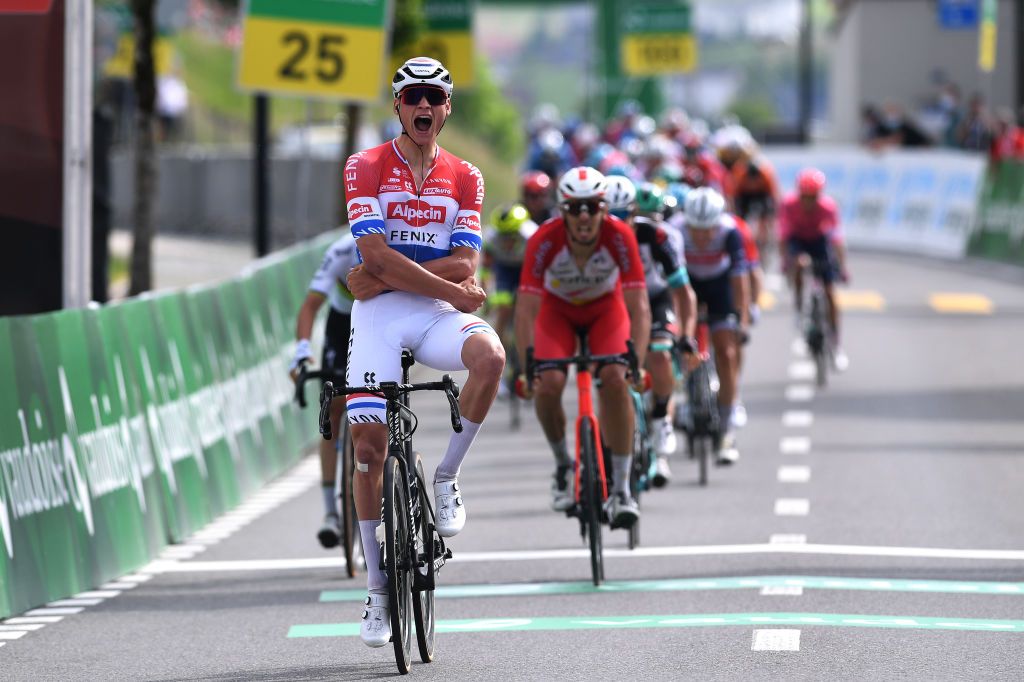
[[0, 631, 29, 640], [788, 361, 815, 380], [778, 466, 812, 483], [785, 385, 814, 402], [118, 573, 153, 583], [0, 642, 5, 648], [790, 338, 809, 357], [782, 411, 814, 428], [752, 629, 801, 651], [760, 586, 804, 596], [769, 534, 807, 545], [141, 542, 1024, 574], [775, 499, 811, 516], [780, 437, 812, 455], [73, 590, 121, 599], [25, 606, 83, 618], [2, 616, 63, 624], [0, 624, 45, 632], [100, 582, 137, 590], [47, 598, 103, 607]]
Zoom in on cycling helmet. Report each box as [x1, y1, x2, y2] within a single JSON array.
[[392, 57, 453, 97], [491, 203, 531, 234], [651, 163, 684, 186], [604, 175, 637, 218], [683, 187, 726, 229], [665, 182, 692, 209], [521, 171, 552, 195], [557, 166, 607, 202], [634, 182, 666, 216], [797, 167, 826, 196]]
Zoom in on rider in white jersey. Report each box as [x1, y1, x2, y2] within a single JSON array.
[[289, 233, 359, 548], [342, 58, 505, 649]]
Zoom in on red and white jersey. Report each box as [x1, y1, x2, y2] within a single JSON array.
[[518, 215, 646, 305], [344, 140, 485, 263], [778, 193, 842, 243]]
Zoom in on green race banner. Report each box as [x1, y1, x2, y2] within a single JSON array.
[[969, 160, 1024, 265]]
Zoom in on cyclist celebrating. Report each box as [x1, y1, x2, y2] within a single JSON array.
[[514, 166, 651, 527], [778, 167, 849, 371], [521, 170, 557, 225], [342, 57, 505, 648], [289, 231, 359, 548], [674, 187, 750, 464], [608, 179, 698, 484]]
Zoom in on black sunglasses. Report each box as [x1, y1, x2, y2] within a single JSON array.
[[399, 86, 448, 106], [561, 200, 605, 216]]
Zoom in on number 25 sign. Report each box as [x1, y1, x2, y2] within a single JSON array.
[[237, 0, 391, 101]]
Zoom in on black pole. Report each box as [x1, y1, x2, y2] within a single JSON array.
[[340, 102, 361, 226], [1017, 0, 1024, 116], [798, 0, 813, 144], [254, 94, 270, 257]]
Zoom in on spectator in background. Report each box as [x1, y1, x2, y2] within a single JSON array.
[[156, 68, 189, 142], [861, 102, 932, 150], [955, 94, 994, 152], [989, 107, 1024, 166], [883, 101, 933, 148], [938, 83, 965, 148]]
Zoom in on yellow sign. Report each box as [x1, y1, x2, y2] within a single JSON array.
[[391, 32, 475, 89], [978, 23, 996, 72], [237, 16, 388, 101], [621, 34, 697, 76], [103, 35, 174, 79]]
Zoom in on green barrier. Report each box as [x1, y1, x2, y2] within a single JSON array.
[[969, 160, 1024, 264], [0, 230, 342, 619]]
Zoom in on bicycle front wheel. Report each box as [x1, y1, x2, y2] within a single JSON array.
[[338, 421, 361, 579], [383, 456, 413, 674], [411, 455, 435, 664], [579, 419, 604, 586]]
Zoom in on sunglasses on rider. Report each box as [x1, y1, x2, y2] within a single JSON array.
[[561, 200, 605, 216], [399, 86, 448, 106]]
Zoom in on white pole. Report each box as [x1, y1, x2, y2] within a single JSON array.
[[63, 0, 93, 308]]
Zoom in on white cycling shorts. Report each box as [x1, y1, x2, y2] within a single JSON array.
[[345, 291, 495, 424]]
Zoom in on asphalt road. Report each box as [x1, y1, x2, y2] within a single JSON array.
[[4, 251, 1024, 680]]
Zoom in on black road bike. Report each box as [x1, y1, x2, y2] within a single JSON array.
[[294, 366, 360, 578], [319, 351, 461, 675]]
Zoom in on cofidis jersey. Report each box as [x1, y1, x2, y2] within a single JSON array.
[[344, 140, 485, 263]]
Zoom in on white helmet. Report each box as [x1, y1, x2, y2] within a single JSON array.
[[392, 57, 453, 97], [604, 175, 637, 212], [684, 187, 725, 228], [557, 166, 607, 202]]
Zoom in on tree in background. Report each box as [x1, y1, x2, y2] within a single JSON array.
[[129, 0, 157, 295]]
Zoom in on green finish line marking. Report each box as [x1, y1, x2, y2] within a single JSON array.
[[319, 576, 1024, 603], [289, 613, 1024, 638]]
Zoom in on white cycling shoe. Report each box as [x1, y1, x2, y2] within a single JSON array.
[[360, 593, 391, 648], [550, 465, 575, 512], [652, 416, 677, 457], [433, 479, 466, 537]]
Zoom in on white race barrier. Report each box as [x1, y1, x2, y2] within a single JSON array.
[[764, 147, 986, 259]]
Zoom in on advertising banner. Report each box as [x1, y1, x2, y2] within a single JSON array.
[[969, 159, 1024, 265], [764, 147, 986, 259]]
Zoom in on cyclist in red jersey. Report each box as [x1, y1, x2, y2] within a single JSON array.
[[778, 167, 849, 371], [521, 170, 557, 224], [513, 166, 651, 528], [341, 57, 505, 648]]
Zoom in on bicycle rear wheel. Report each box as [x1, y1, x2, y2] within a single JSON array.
[[579, 419, 604, 586], [411, 455, 435, 664], [338, 421, 361, 579], [383, 456, 413, 674]]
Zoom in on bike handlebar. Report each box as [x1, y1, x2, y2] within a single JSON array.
[[318, 375, 463, 441], [525, 341, 639, 385], [293, 364, 345, 409]]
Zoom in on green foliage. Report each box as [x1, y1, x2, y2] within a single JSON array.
[[727, 98, 778, 131], [449, 56, 524, 163], [392, 0, 426, 55]]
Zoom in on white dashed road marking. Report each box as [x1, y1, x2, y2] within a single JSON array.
[[752, 628, 801, 651], [782, 411, 814, 428], [785, 385, 814, 402], [775, 499, 811, 516], [780, 437, 812, 455], [760, 586, 805, 596], [778, 466, 812, 483], [788, 361, 815, 380]]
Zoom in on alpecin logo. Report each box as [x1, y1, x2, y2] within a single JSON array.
[[388, 200, 446, 226], [348, 202, 375, 221], [455, 214, 481, 231]]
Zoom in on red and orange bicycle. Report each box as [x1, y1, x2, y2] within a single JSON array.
[[526, 333, 639, 586]]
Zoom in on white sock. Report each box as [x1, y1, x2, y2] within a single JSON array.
[[359, 520, 387, 593], [321, 484, 336, 516], [612, 454, 632, 495], [434, 418, 482, 482]]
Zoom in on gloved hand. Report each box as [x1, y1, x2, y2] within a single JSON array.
[[289, 339, 313, 379]]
